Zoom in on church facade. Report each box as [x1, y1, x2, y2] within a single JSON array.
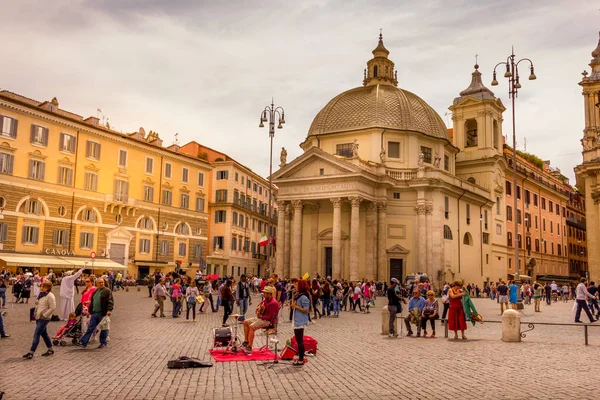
[[272, 34, 512, 288]]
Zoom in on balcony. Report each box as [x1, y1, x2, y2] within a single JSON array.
[[104, 194, 137, 215], [386, 169, 417, 180], [252, 253, 267, 261], [566, 216, 586, 230]]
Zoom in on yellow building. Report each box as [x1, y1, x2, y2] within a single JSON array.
[[179, 142, 278, 278], [0, 91, 211, 278]]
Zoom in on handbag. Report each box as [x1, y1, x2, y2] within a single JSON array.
[[196, 295, 205, 304]]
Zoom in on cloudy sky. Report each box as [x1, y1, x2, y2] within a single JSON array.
[[2, 0, 598, 182]]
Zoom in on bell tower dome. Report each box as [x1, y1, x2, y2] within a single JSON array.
[[363, 31, 398, 87]]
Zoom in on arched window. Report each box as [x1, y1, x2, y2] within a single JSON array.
[[373, 65, 378, 77], [443, 225, 453, 240], [467, 177, 476, 184], [81, 208, 97, 223], [463, 232, 473, 245], [464, 119, 478, 147], [138, 217, 153, 230], [22, 198, 43, 215], [176, 223, 189, 235]]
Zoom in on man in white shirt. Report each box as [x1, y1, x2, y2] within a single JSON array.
[[575, 278, 597, 323]]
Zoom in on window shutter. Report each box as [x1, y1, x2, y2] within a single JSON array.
[[30, 125, 36, 142], [64, 231, 69, 246], [124, 181, 129, 202], [59, 133, 65, 150], [113, 179, 118, 198], [53, 229, 58, 245], [33, 227, 39, 244], [80, 233, 85, 248], [21, 226, 27, 243], [67, 168, 73, 186], [96, 143, 101, 159], [86, 141, 91, 157], [28, 159, 34, 178], [39, 162, 45, 181], [10, 118, 18, 138], [42, 128, 49, 146], [7, 154, 13, 174]]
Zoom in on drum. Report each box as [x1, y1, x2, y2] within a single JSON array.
[[213, 327, 232, 347]]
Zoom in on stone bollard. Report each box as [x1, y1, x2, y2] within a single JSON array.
[[501, 309, 521, 342], [381, 306, 397, 335]]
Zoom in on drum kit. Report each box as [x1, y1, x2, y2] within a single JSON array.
[[212, 314, 244, 354]]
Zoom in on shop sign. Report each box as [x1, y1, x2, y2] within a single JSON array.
[[45, 248, 75, 256]]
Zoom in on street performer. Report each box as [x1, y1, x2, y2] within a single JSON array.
[[241, 286, 278, 353]]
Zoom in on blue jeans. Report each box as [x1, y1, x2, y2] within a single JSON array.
[[0, 289, 6, 307], [0, 311, 6, 336], [332, 297, 341, 316], [322, 298, 331, 316], [29, 319, 52, 354], [239, 297, 249, 316], [80, 312, 108, 346], [172, 299, 182, 317]]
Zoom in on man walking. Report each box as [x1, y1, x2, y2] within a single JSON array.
[[587, 281, 600, 318], [574, 277, 597, 324], [78, 278, 114, 349], [387, 278, 402, 338], [544, 282, 552, 305], [496, 281, 509, 314]]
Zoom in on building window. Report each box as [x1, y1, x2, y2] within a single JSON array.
[[215, 210, 227, 223], [139, 217, 153, 230], [159, 240, 169, 255], [216, 170, 229, 180], [506, 206, 512, 221], [58, 166, 74, 186], [57, 205, 67, 217], [533, 194, 538, 207], [335, 143, 353, 157], [541, 197, 546, 210], [79, 232, 94, 249], [233, 190, 239, 204], [507, 232, 512, 247], [84, 172, 98, 191], [59, 133, 76, 153], [253, 183, 258, 192], [388, 141, 400, 158], [164, 162, 172, 179], [82, 209, 96, 223], [524, 212, 531, 228], [215, 189, 228, 203], [444, 196, 449, 219], [550, 222, 553, 234], [443, 225, 452, 240], [234, 172, 239, 182], [213, 236, 224, 250], [139, 238, 151, 254], [484, 210, 488, 230], [178, 242, 187, 257], [0, 222, 7, 242], [145, 157, 154, 174], [420, 146, 432, 163], [535, 239, 540, 252], [162, 189, 172, 206], [466, 204, 471, 225], [464, 119, 478, 147], [0, 115, 18, 138], [85, 141, 101, 160], [535, 215, 538, 229], [516, 209, 522, 225], [0, 152, 14, 174], [506, 181, 512, 196], [483, 233, 490, 244], [52, 229, 69, 247], [259, 186, 263, 195], [393, 192, 400, 199], [22, 226, 40, 244], [114, 179, 129, 202], [176, 223, 189, 235], [525, 190, 530, 205], [195, 197, 205, 212], [118, 149, 128, 167], [25, 199, 42, 215], [180, 193, 189, 209], [29, 160, 45, 181], [232, 237, 237, 251], [496, 224, 502, 235], [143, 185, 154, 202], [232, 212, 238, 225], [516, 186, 521, 200], [463, 232, 473, 245], [517, 234, 522, 248], [549, 201, 553, 213], [198, 172, 204, 186], [181, 167, 189, 183], [444, 155, 449, 171], [30, 125, 49, 146], [193, 244, 202, 258]]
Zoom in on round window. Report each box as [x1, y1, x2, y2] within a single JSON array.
[[0, 196, 6, 208], [115, 214, 123, 224], [57, 205, 67, 217]]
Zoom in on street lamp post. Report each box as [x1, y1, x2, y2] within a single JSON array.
[[491, 48, 537, 285], [258, 100, 285, 277]]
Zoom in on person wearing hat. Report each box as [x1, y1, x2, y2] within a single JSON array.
[[387, 278, 402, 337], [59, 268, 85, 321], [242, 286, 279, 352]]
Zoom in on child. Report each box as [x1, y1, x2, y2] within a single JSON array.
[[53, 312, 77, 339]]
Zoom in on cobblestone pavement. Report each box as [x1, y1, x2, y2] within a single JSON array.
[[1, 289, 599, 400]]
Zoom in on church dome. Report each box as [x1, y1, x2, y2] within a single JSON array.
[[307, 33, 450, 141]]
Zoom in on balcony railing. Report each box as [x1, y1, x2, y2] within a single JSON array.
[[386, 169, 417, 181]]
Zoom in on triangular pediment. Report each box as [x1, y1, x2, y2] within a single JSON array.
[[386, 244, 409, 254], [105, 226, 134, 240], [272, 147, 363, 180], [452, 96, 506, 111]]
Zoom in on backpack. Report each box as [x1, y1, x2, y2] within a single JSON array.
[[335, 288, 343, 300], [187, 294, 197, 304]]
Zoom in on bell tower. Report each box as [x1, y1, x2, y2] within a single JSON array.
[[363, 31, 398, 87], [449, 63, 505, 160], [580, 32, 600, 161]]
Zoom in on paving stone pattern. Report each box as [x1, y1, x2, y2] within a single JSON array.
[[0, 289, 599, 399]]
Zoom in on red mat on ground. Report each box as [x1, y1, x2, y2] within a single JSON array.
[[209, 347, 280, 362]]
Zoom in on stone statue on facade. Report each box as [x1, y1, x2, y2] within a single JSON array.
[[352, 139, 359, 158], [418, 151, 424, 167], [379, 148, 386, 164], [280, 147, 287, 167], [433, 152, 441, 168]]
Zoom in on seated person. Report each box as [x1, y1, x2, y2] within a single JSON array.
[[53, 312, 78, 339], [404, 289, 425, 337], [242, 286, 279, 352]]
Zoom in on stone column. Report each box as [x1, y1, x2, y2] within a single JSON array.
[[331, 197, 342, 279], [291, 200, 303, 278], [275, 200, 286, 277], [349, 196, 362, 281], [415, 204, 427, 275], [283, 204, 292, 278], [377, 201, 387, 282], [425, 204, 434, 279], [310, 204, 320, 279], [365, 202, 376, 280]]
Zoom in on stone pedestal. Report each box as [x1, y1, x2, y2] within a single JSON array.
[[381, 305, 397, 335], [501, 309, 521, 342]]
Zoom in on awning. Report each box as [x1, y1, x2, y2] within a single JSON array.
[[536, 275, 574, 283], [134, 260, 173, 267], [508, 273, 532, 280], [64, 258, 128, 270], [0, 253, 73, 267]]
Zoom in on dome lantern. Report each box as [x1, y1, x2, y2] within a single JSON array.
[[363, 31, 398, 87]]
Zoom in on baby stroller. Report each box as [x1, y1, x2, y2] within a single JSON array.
[[52, 316, 82, 347]]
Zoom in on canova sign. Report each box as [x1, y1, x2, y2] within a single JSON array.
[[45, 248, 75, 256]]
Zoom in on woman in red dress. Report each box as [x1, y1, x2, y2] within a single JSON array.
[[448, 280, 467, 340]]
